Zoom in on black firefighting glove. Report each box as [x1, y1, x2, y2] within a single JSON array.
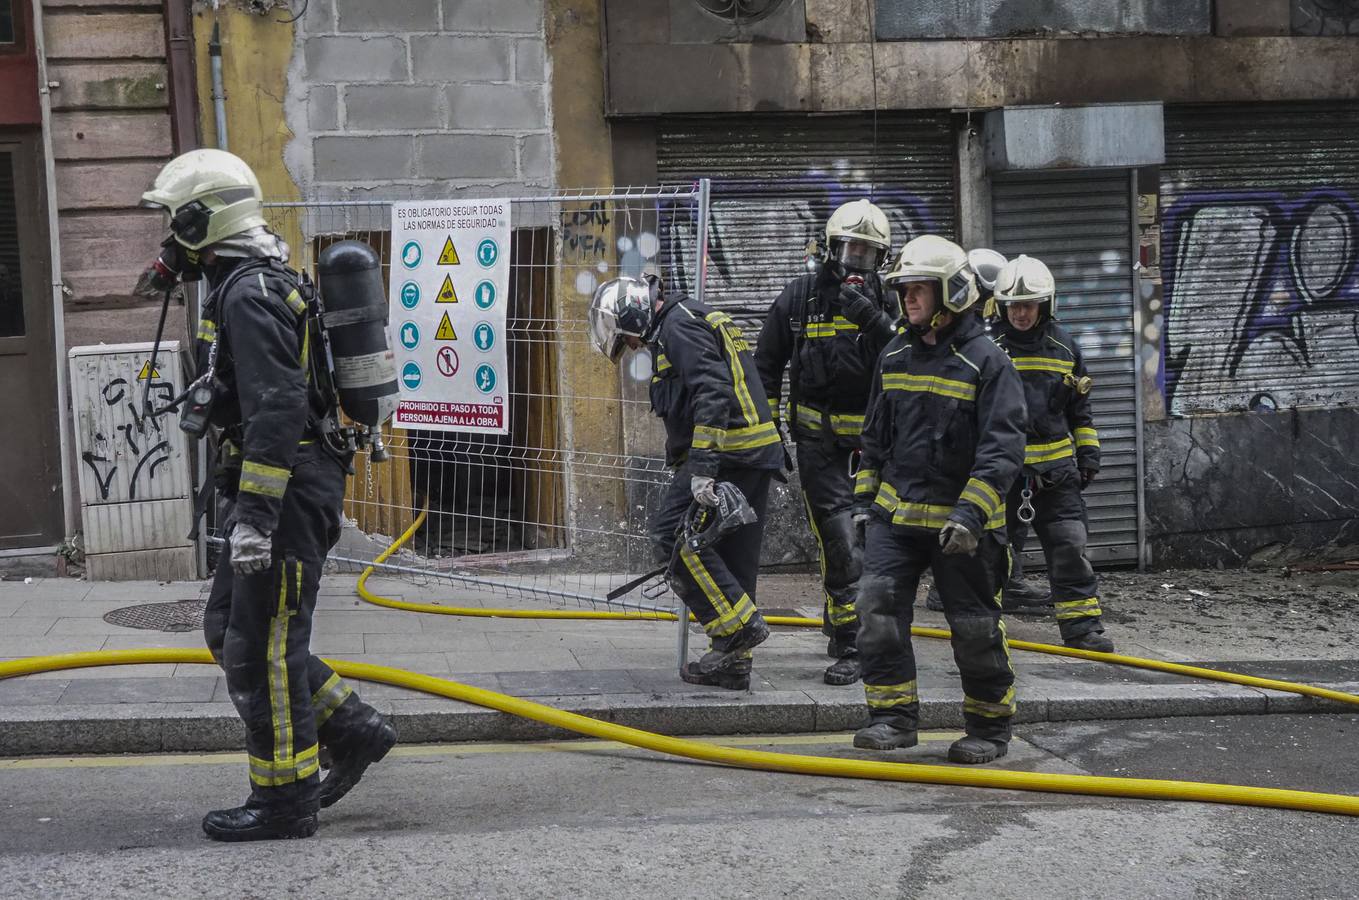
[[1080, 468, 1098, 490]]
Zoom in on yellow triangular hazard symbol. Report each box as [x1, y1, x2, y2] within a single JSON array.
[[136, 360, 161, 380], [436, 274, 459, 303], [435, 311, 458, 342], [438, 236, 461, 265]]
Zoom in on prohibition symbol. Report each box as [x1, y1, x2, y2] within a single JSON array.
[[438, 236, 461, 266], [435, 311, 458, 342], [436, 346, 460, 378], [436, 274, 459, 303]]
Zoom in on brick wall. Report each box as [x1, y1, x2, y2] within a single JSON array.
[[289, 0, 553, 201]]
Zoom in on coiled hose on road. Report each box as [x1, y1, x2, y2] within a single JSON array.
[[2, 510, 1357, 818]]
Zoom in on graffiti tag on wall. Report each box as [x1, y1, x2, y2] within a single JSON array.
[[1161, 190, 1359, 414]]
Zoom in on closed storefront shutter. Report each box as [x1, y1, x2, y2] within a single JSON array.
[[991, 171, 1140, 565], [1161, 102, 1359, 416]]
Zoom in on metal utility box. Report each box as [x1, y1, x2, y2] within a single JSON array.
[[69, 342, 198, 581]]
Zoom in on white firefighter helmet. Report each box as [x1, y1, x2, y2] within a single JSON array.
[[825, 200, 891, 272], [588, 276, 659, 363], [884, 235, 979, 314], [967, 248, 1008, 294], [994, 255, 1057, 313], [141, 149, 267, 251]]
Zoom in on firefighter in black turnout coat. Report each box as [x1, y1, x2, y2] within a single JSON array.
[[140, 149, 396, 842], [851, 235, 1027, 765], [991, 255, 1115, 653], [589, 276, 782, 689], [755, 200, 899, 686]]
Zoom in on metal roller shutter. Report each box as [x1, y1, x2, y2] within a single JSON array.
[[1161, 102, 1359, 416], [655, 113, 956, 331], [991, 171, 1140, 565]]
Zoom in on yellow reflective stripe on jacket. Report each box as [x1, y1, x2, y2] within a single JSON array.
[[792, 403, 865, 436], [704, 312, 760, 428], [874, 482, 1004, 530], [240, 460, 291, 498], [248, 745, 320, 787], [854, 468, 880, 495], [865, 680, 918, 708], [692, 421, 780, 452], [964, 686, 1016, 718], [284, 288, 307, 316], [881, 372, 977, 402], [1024, 436, 1074, 466], [959, 477, 1002, 518], [1054, 597, 1103, 621], [1011, 356, 1073, 375], [1074, 427, 1100, 449], [196, 318, 217, 342], [803, 316, 858, 339]]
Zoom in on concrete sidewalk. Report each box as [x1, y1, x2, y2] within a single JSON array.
[[1, 568, 1357, 755]]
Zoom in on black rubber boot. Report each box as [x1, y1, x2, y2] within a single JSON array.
[[319, 713, 398, 810], [696, 616, 771, 674], [948, 735, 1009, 764], [202, 801, 318, 842], [1064, 630, 1115, 653], [1001, 576, 1052, 613], [853, 722, 919, 751], [680, 659, 751, 690], [925, 585, 944, 612], [824, 654, 861, 686]]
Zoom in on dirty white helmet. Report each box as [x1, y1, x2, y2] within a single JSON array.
[[588, 276, 659, 363], [825, 200, 891, 272], [141, 149, 266, 251], [885, 235, 979, 314], [994, 255, 1057, 313], [967, 249, 1008, 294]]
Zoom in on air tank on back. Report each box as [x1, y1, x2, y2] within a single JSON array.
[[317, 240, 399, 432]]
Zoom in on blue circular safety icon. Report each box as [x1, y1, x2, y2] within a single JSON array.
[[473, 322, 495, 352], [400, 241, 422, 270], [474, 280, 496, 310], [399, 321, 421, 350], [399, 281, 420, 309], [474, 364, 497, 394], [401, 361, 423, 391], [476, 238, 499, 268]]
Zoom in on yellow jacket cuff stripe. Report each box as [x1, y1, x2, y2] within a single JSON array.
[[1074, 427, 1100, 448], [241, 460, 291, 499]]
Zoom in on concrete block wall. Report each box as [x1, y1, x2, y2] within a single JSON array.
[[286, 0, 554, 202]]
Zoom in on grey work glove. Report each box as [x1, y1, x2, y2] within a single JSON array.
[[938, 520, 979, 556], [690, 475, 720, 507], [229, 522, 274, 575]]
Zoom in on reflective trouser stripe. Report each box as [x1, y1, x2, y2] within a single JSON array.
[[680, 544, 754, 637], [311, 671, 353, 726], [865, 680, 919, 709], [249, 745, 320, 787], [964, 686, 1016, 718], [266, 562, 297, 778], [1055, 597, 1103, 620]]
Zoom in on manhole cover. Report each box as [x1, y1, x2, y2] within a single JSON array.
[[104, 600, 208, 633]]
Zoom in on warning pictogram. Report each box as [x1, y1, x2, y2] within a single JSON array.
[[136, 360, 162, 381], [436, 274, 460, 303], [438, 236, 461, 266], [435, 311, 458, 342]]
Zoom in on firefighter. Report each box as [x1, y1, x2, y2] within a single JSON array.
[[851, 235, 1026, 764], [991, 255, 1115, 653], [589, 275, 782, 689], [140, 149, 396, 841], [755, 200, 898, 685]]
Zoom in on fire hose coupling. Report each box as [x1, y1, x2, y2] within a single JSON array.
[[1064, 373, 1094, 395]]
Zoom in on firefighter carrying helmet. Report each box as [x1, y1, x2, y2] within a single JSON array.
[[884, 235, 979, 314], [588, 275, 660, 363], [825, 200, 891, 273], [994, 255, 1057, 314], [141, 149, 267, 252]]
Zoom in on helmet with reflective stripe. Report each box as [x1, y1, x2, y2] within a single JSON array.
[[588, 276, 659, 363], [884, 234, 979, 314], [994, 255, 1057, 313], [142, 149, 267, 251], [825, 200, 891, 273]]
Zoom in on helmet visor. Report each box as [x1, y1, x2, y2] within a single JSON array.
[[833, 239, 886, 274], [587, 303, 628, 363]]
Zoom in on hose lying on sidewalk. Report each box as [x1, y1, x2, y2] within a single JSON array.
[[1, 648, 1357, 819], [360, 511, 1359, 711]]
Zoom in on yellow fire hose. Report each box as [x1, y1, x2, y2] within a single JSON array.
[[360, 511, 1359, 710], [1, 648, 1357, 818]]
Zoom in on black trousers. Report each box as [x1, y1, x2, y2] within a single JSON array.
[[795, 441, 862, 644], [651, 463, 772, 639], [856, 518, 1016, 742], [1008, 463, 1105, 640], [205, 447, 380, 810]]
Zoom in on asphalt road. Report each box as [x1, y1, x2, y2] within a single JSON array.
[[0, 714, 1355, 899]]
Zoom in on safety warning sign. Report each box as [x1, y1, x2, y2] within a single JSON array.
[[389, 200, 510, 434]]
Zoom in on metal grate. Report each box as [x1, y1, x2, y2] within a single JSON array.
[[104, 599, 207, 633]]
